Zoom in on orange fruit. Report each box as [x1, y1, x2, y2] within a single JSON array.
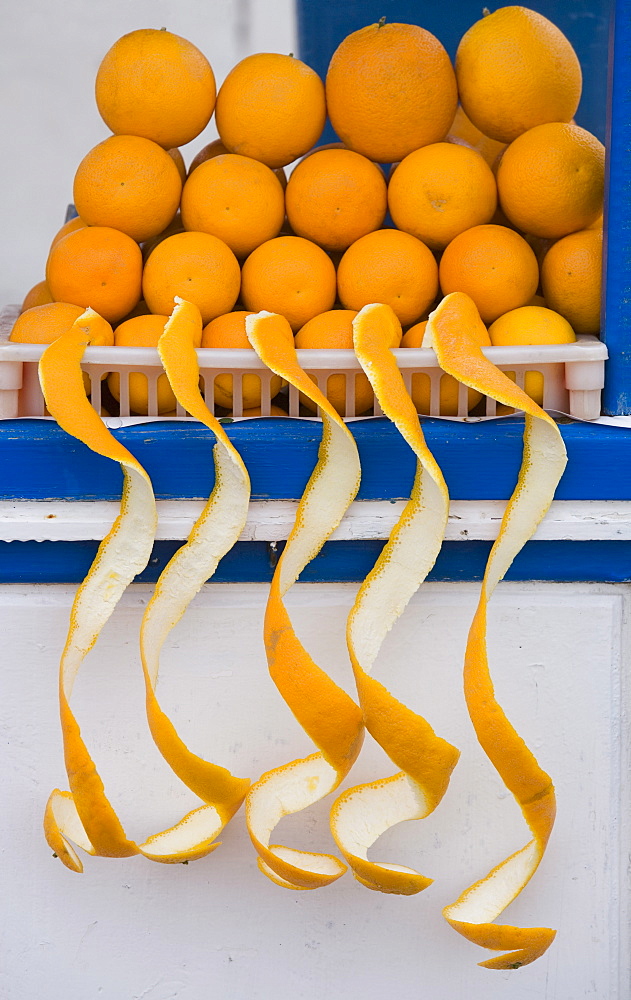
[[488, 303, 576, 407], [95, 28, 216, 149], [142, 232, 240, 325], [488, 304, 576, 345], [107, 314, 178, 414], [188, 138, 231, 175], [118, 299, 151, 322], [401, 317, 485, 415], [46, 226, 143, 323], [49, 216, 87, 251], [294, 309, 378, 415], [240, 404, 288, 416], [439, 224, 539, 324], [497, 123, 605, 239], [141, 212, 185, 262], [73, 135, 182, 243], [10, 301, 113, 344], [201, 310, 283, 409], [215, 53, 326, 168], [446, 105, 506, 167], [400, 320, 428, 349], [325, 21, 457, 163], [188, 138, 288, 188], [337, 229, 439, 327], [21, 280, 54, 311], [167, 148, 187, 183], [240, 236, 337, 331], [285, 148, 387, 252], [388, 142, 497, 251], [299, 142, 347, 161], [180, 154, 285, 258], [540, 228, 603, 334], [455, 6, 582, 144]]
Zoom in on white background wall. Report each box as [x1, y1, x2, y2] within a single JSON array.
[[2, 581, 630, 998], [0, 0, 296, 305]]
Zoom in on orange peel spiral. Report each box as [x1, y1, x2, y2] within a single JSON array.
[[135, 298, 252, 863], [244, 311, 364, 890], [330, 303, 459, 894], [426, 291, 567, 969], [40, 309, 158, 872]]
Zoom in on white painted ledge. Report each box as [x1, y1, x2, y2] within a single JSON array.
[[0, 499, 630, 542]]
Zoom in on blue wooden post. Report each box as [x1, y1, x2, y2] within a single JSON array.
[[602, 0, 631, 413]]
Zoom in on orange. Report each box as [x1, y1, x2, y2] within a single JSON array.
[[285, 148, 387, 252], [11, 301, 113, 399], [439, 224, 539, 324], [180, 154, 285, 258], [497, 123, 605, 239], [325, 21, 457, 163], [241, 404, 287, 416], [21, 280, 54, 311], [73, 135, 182, 243], [540, 228, 603, 334], [215, 53, 326, 168], [388, 142, 497, 251], [107, 314, 179, 414], [201, 310, 283, 409], [10, 301, 113, 345], [294, 309, 377, 415], [167, 148, 187, 184], [446, 105, 506, 167], [142, 232, 240, 325], [49, 216, 87, 251], [141, 213, 185, 262], [337, 229, 439, 327], [455, 6, 582, 144], [188, 138, 231, 175], [401, 317, 485, 415], [400, 320, 428, 349], [95, 28, 216, 149], [240, 236, 337, 331], [46, 226, 143, 323], [488, 305, 576, 345], [488, 304, 576, 407], [188, 138, 288, 189]]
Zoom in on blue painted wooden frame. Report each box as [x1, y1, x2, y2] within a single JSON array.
[[0, 417, 630, 582]]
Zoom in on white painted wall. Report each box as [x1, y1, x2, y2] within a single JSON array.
[[0, 0, 297, 305], [2, 581, 630, 998]]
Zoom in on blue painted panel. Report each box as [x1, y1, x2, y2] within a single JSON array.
[[1, 539, 629, 584], [297, 0, 610, 142], [1, 418, 630, 501], [602, 0, 631, 414]]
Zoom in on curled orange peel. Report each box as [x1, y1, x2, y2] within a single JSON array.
[[329, 303, 459, 895], [426, 292, 566, 969], [244, 311, 364, 890], [39, 309, 157, 872], [136, 298, 251, 864]]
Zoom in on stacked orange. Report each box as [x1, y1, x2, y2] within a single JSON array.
[[14, 9, 604, 417]]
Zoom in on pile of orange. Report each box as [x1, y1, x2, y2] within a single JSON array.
[[13, 10, 604, 416]]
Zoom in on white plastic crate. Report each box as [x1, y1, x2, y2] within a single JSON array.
[[0, 304, 608, 420]]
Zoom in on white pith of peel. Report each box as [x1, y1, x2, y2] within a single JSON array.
[[329, 303, 460, 896], [136, 298, 251, 863], [40, 309, 157, 871], [427, 291, 566, 969], [244, 311, 363, 890]]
